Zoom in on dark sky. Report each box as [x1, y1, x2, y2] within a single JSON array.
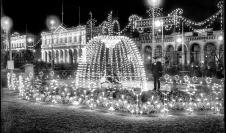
[[1, 0, 220, 35]]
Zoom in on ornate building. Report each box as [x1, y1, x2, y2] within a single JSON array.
[[41, 25, 86, 65], [1, 32, 36, 67], [2, 32, 34, 52], [136, 30, 224, 68]]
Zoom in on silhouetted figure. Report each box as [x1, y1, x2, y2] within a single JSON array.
[[151, 60, 163, 91]]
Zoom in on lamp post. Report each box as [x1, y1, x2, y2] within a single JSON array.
[[1, 16, 13, 66], [46, 15, 60, 70], [1, 16, 13, 90], [154, 19, 164, 63], [27, 36, 34, 50], [146, 0, 162, 61], [27, 36, 36, 61]]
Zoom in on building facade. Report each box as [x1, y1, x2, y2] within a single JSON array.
[[2, 32, 34, 51], [41, 25, 86, 65], [136, 30, 224, 69], [1, 32, 36, 67]]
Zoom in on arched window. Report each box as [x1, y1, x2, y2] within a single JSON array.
[[74, 36, 77, 42], [204, 43, 216, 67], [165, 45, 174, 66], [69, 37, 72, 43], [190, 43, 201, 65]]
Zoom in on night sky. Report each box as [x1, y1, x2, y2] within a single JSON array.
[[1, 0, 220, 35]]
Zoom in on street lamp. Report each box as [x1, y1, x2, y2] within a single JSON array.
[[46, 15, 60, 70], [218, 35, 223, 41], [154, 19, 164, 63], [27, 36, 35, 53], [1, 16, 13, 64], [1, 16, 13, 90], [27, 37, 33, 43], [176, 38, 182, 43], [146, 0, 162, 61]]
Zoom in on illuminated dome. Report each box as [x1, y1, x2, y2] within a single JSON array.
[[76, 35, 146, 90]]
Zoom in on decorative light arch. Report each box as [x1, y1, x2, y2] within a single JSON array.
[[76, 35, 146, 91]]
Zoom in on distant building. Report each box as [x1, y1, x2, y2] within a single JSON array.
[[1, 32, 36, 66], [2, 32, 35, 52], [41, 25, 86, 64]]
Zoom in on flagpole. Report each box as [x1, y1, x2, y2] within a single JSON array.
[[62, 0, 64, 24], [79, 6, 80, 25], [90, 11, 93, 39]]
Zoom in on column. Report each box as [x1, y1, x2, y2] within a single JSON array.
[[63, 49, 66, 63], [41, 50, 44, 61], [47, 50, 50, 63], [77, 48, 80, 64], [182, 44, 185, 66], [187, 45, 190, 65], [200, 44, 205, 64], [216, 45, 220, 66], [44, 50, 46, 62], [152, 44, 155, 61], [71, 49, 75, 64], [60, 50, 63, 63]]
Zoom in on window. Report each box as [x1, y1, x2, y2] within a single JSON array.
[[69, 37, 72, 43], [78, 36, 80, 42], [74, 36, 77, 42], [54, 38, 57, 44], [65, 37, 67, 43]]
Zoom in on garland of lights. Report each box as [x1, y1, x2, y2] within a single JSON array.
[[87, 1, 223, 36]]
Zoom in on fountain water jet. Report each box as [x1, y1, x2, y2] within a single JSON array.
[[76, 35, 146, 91]]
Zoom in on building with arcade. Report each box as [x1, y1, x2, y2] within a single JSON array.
[[41, 25, 86, 65]]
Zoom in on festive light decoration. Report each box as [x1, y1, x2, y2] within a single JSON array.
[[89, 1, 223, 35], [5, 1, 225, 116], [76, 35, 146, 90], [9, 70, 224, 115]]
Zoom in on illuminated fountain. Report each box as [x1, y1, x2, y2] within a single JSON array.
[[76, 35, 146, 91]]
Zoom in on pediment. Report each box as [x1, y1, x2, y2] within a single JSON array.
[[53, 25, 67, 33]]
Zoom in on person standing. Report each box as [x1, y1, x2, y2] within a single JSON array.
[[151, 58, 163, 91]]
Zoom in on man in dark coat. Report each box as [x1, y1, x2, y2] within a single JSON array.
[[151, 58, 163, 91]]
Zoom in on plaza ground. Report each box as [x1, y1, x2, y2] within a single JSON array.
[[1, 87, 224, 133]]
